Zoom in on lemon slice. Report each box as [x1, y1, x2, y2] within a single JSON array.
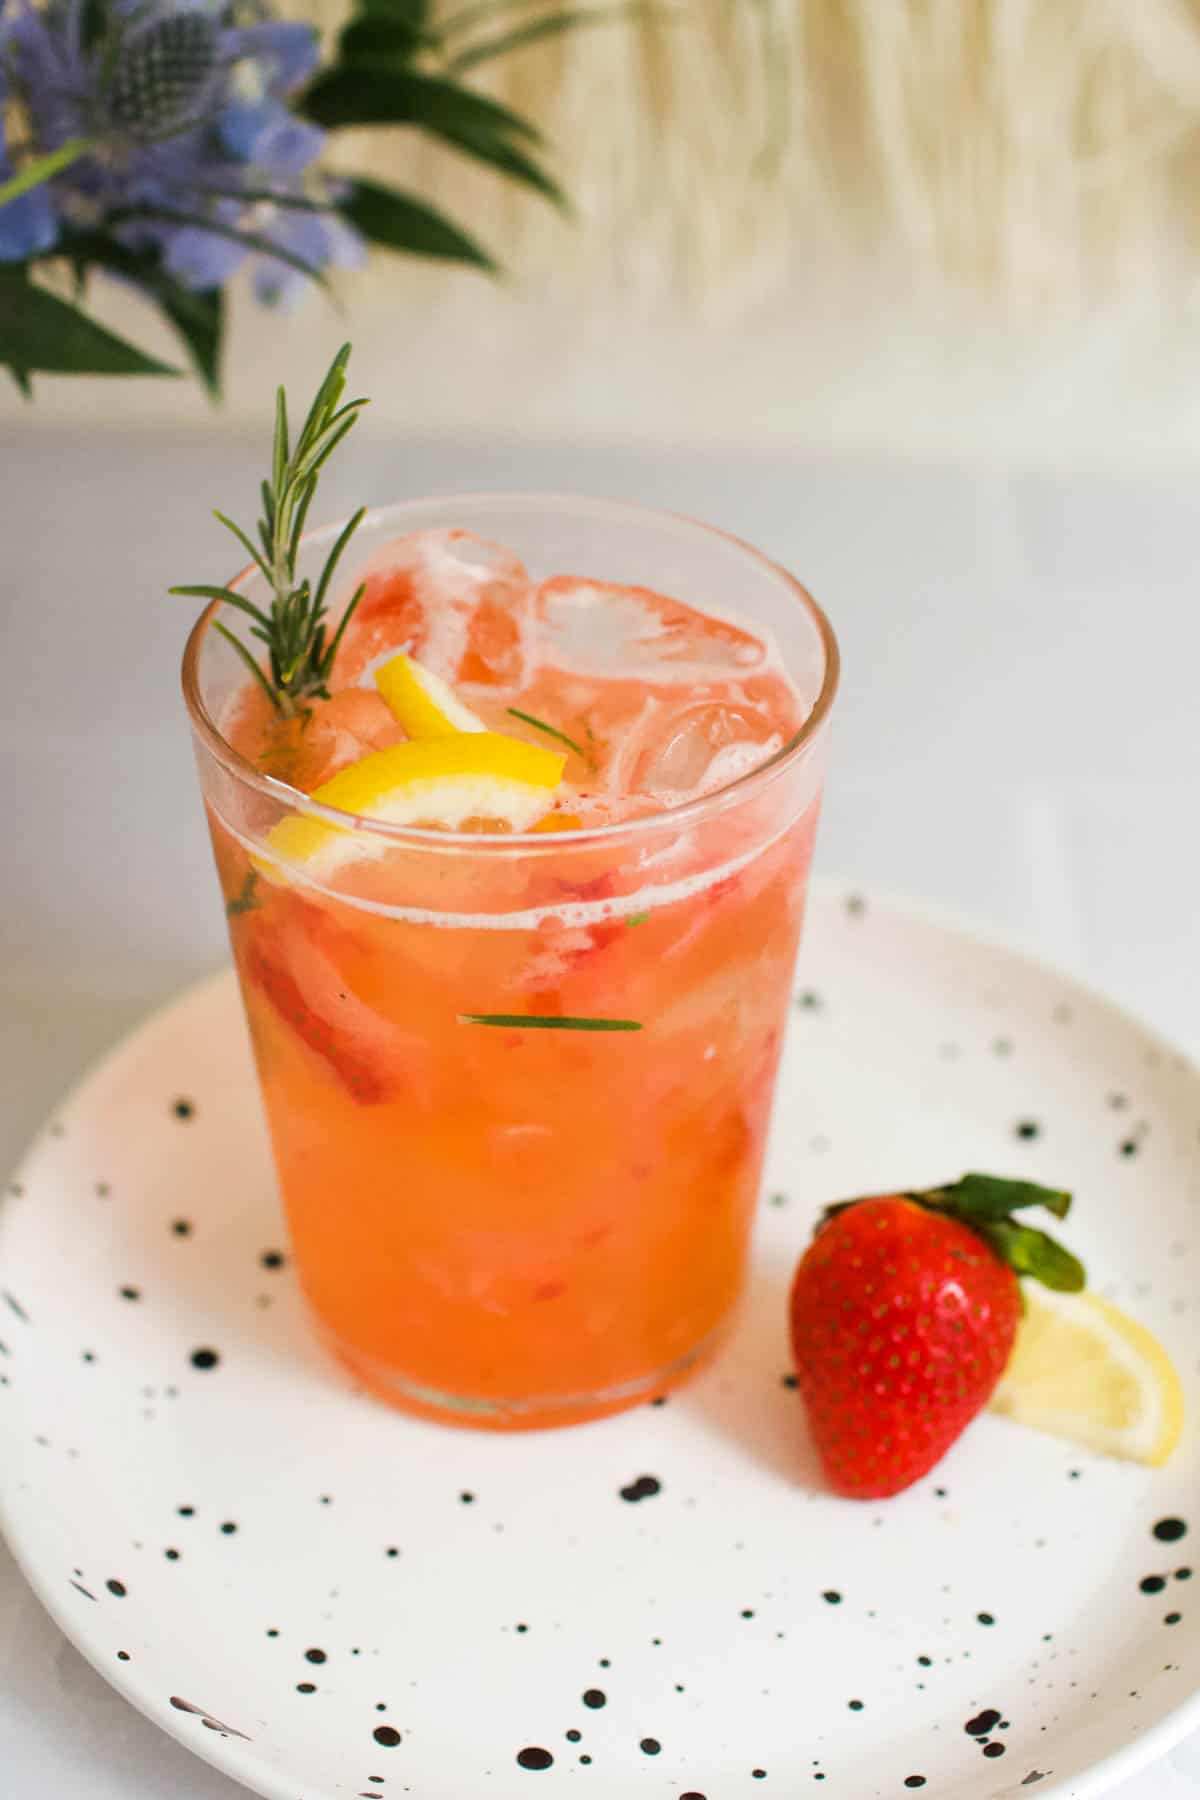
[[257, 734, 566, 879], [990, 1287, 1184, 1466], [375, 651, 486, 737]]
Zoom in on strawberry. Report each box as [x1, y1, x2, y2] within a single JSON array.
[[237, 900, 411, 1106], [788, 1175, 1086, 1499]]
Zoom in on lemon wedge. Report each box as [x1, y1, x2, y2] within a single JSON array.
[[375, 651, 486, 737], [257, 734, 566, 879], [990, 1287, 1184, 1466]]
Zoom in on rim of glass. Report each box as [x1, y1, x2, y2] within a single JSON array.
[[181, 491, 840, 851]]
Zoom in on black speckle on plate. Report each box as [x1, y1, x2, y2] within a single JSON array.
[[172, 1099, 195, 1120], [640, 1738, 661, 1755], [261, 1251, 286, 1270], [977, 1612, 995, 1626], [172, 1220, 192, 1237], [1141, 1576, 1166, 1594], [822, 1591, 842, 1606], [190, 1348, 220, 1371], [582, 1690, 606, 1709], [515, 1746, 551, 1770], [1015, 1121, 1040, 1141], [1155, 1518, 1188, 1543], [119, 1286, 140, 1302], [106, 1579, 126, 1597], [619, 1475, 661, 1503]]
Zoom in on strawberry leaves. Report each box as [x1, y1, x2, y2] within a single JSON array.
[[820, 1173, 1086, 1295], [972, 1219, 1086, 1293], [926, 1173, 1072, 1222]]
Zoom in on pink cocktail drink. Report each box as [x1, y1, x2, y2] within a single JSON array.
[[185, 496, 838, 1427]]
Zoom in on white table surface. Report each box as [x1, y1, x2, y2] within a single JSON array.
[[2, 427, 1199, 1798]]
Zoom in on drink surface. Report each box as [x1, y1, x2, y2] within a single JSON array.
[[225, 527, 804, 831], [205, 530, 823, 1426]]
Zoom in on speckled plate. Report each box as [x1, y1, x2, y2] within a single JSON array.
[[1, 887, 1199, 1800]]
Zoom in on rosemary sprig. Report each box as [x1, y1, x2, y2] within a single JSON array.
[[459, 1013, 643, 1031], [170, 343, 368, 718], [224, 871, 261, 918], [506, 706, 593, 767]]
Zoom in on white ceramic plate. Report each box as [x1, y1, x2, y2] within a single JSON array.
[[2, 886, 1198, 1800]]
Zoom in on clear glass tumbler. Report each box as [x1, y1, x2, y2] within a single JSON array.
[[183, 495, 838, 1428]]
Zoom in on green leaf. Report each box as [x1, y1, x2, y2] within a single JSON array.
[[506, 707, 589, 761], [57, 233, 224, 395], [338, 14, 424, 61], [337, 178, 496, 269], [977, 1220, 1087, 1294], [302, 66, 542, 144], [0, 270, 179, 378], [448, 4, 655, 74], [433, 124, 567, 210], [458, 1013, 644, 1031], [933, 1174, 1074, 1224], [158, 283, 222, 397], [356, 0, 431, 25]]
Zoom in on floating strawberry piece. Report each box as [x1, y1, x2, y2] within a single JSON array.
[[239, 899, 412, 1105], [788, 1175, 1085, 1499]]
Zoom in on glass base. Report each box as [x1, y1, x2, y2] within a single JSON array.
[[321, 1322, 728, 1431]]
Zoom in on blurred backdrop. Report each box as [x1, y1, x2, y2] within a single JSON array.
[[9, 0, 1200, 461]]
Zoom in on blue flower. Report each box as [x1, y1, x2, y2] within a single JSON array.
[[223, 21, 320, 96], [0, 173, 59, 260], [0, 0, 359, 300], [216, 96, 325, 173], [161, 200, 250, 289], [253, 206, 366, 307]]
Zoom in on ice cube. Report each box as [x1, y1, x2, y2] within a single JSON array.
[[335, 530, 532, 690], [628, 699, 783, 806], [535, 577, 766, 683], [260, 689, 405, 792]]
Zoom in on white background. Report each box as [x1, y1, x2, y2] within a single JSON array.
[[1, 423, 1199, 1795]]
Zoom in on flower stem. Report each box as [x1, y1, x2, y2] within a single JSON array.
[[0, 138, 95, 209]]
